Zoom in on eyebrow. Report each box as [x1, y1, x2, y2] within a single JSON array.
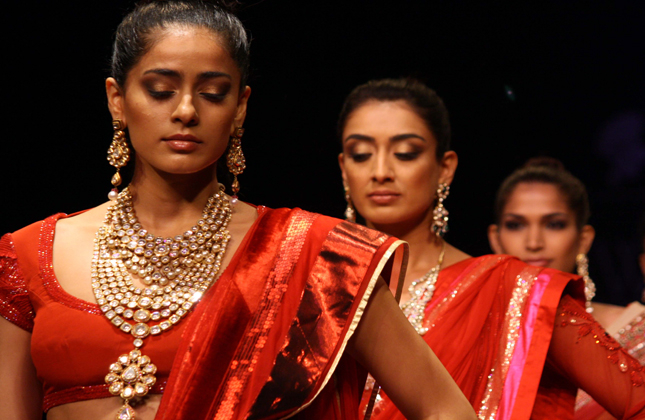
[[142, 68, 232, 81], [503, 212, 569, 219], [343, 133, 426, 144]]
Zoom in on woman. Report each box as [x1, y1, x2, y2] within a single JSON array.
[[337, 78, 645, 419], [0, 3, 475, 420], [488, 158, 645, 419]]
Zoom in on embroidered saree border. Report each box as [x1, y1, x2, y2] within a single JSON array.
[[0, 234, 35, 331], [477, 266, 540, 420], [212, 210, 319, 419]]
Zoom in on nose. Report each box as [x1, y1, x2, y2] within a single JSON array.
[[171, 94, 199, 126], [371, 152, 394, 183], [525, 225, 544, 252]]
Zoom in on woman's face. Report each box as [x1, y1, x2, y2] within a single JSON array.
[[488, 182, 594, 273], [106, 25, 250, 176], [339, 100, 456, 229]]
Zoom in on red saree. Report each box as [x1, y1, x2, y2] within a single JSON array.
[[364, 255, 645, 420], [155, 207, 407, 420]]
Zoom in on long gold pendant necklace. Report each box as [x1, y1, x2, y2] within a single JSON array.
[[91, 185, 231, 419], [400, 241, 445, 335]]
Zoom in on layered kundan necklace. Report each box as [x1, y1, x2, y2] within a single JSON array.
[[91, 185, 231, 419], [400, 241, 445, 335]]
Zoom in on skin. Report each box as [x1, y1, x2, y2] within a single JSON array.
[[487, 181, 626, 328], [339, 100, 468, 302], [0, 27, 475, 420]]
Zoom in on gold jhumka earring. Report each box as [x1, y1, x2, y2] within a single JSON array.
[[107, 119, 130, 201], [226, 127, 246, 205], [576, 253, 596, 313], [431, 183, 450, 238], [344, 183, 356, 223]]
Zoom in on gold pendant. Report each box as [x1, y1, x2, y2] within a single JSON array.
[[106, 348, 157, 420]]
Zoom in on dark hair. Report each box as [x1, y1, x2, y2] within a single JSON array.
[[337, 78, 451, 160], [494, 157, 591, 229], [111, 0, 250, 89]]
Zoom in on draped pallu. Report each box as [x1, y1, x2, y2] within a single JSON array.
[[365, 255, 645, 420], [156, 207, 407, 420]]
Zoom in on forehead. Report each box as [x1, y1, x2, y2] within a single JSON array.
[[344, 100, 433, 137], [126, 26, 239, 84], [504, 182, 571, 214]]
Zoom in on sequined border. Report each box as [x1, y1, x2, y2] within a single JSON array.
[[212, 210, 319, 418], [477, 266, 540, 420], [38, 214, 101, 314], [0, 234, 35, 331]]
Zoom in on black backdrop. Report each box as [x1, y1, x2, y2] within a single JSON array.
[[3, 1, 645, 304]]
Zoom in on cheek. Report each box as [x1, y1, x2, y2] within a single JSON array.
[[497, 232, 523, 255]]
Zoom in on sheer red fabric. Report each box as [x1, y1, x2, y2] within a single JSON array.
[[363, 255, 645, 420]]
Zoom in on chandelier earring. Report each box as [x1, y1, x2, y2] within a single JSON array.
[[107, 119, 130, 201], [576, 253, 596, 313], [431, 183, 450, 238], [344, 183, 356, 223], [226, 127, 246, 205]]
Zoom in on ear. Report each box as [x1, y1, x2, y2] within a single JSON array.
[[487, 224, 505, 254], [438, 150, 458, 185], [338, 153, 348, 185], [577, 225, 595, 255], [106, 77, 126, 124], [231, 86, 251, 134]]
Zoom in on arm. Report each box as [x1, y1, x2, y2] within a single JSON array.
[[0, 316, 42, 420], [548, 295, 645, 419], [347, 277, 476, 420]]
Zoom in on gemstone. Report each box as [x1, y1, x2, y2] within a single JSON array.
[[143, 363, 157, 375], [110, 363, 123, 373], [134, 309, 151, 322], [109, 381, 123, 395], [121, 365, 140, 383], [129, 349, 141, 359], [105, 310, 116, 320], [105, 373, 118, 383], [143, 375, 156, 386], [170, 315, 180, 324], [120, 323, 132, 333], [150, 325, 162, 335], [116, 404, 135, 420], [133, 338, 144, 348], [121, 385, 135, 399], [118, 354, 129, 365], [135, 382, 149, 397], [132, 323, 150, 338], [160, 321, 172, 331], [138, 297, 152, 308]]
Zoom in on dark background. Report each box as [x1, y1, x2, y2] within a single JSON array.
[[3, 1, 645, 304]]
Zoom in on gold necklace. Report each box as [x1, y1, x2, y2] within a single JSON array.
[[400, 241, 445, 335], [91, 185, 231, 419]]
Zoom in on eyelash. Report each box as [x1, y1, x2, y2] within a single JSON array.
[[503, 221, 523, 231], [502, 220, 568, 230], [395, 152, 420, 161], [148, 90, 174, 99], [147, 90, 226, 102], [350, 153, 371, 163]]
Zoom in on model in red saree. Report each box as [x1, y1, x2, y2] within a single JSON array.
[[363, 255, 645, 420], [0, 207, 406, 419], [154, 207, 407, 420]]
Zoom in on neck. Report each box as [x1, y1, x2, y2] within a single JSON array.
[[367, 211, 443, 276], [125, 162, 222, 237]]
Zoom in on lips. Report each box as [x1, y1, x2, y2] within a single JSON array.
[[368, 190, 400, 205], [163, 134, 202, 152], [523, 259, 552, 268]]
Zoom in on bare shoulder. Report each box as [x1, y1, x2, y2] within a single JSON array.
[[55, 202, 112, 239]]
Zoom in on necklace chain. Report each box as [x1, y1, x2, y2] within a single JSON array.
[[91, 185, 232, 419], [400, 242, 445, 335]]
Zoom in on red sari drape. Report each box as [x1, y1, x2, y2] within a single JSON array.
[[365, 255, 645, 420], [155, 207, 407, 420]]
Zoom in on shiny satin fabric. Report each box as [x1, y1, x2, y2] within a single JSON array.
[[364, 255, 586, 420], [156, 208, 406, 420]]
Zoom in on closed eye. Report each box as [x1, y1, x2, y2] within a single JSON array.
[[350, 153, 371, 163], [148, 90, 175, 99], [503, 220, 524, 231], [201, 92, 227, 102], [394, 152, 420, 161]]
